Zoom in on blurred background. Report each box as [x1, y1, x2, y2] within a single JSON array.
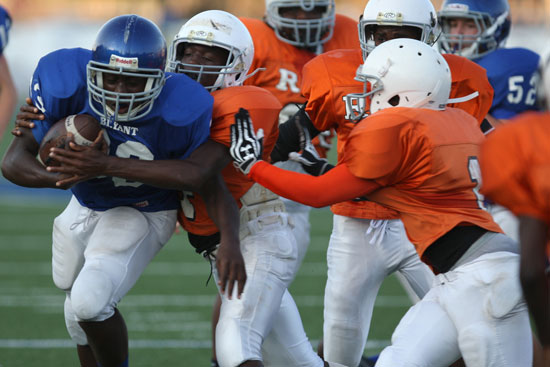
[[0, 1, 548, 366], [0, 0, 548, 103]]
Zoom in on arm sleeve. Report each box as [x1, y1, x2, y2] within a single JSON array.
[[248, 161, 380, 207]]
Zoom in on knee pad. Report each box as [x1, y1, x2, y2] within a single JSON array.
[[458, 324, 492, 366], [52, 216, 85, 291], [70, 263, 115, 321], [64, 294, 88, 345], [216, 315, 259, 367]]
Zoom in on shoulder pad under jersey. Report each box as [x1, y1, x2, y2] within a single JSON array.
[[30, 48, 90, 121], [153, 72, 213, 127]]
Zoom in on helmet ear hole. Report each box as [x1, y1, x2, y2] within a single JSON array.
[[388, 95, 400, 106]]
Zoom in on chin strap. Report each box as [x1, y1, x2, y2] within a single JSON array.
[[447, 91, 480, 104]]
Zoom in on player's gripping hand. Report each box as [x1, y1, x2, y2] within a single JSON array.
[[230, 108, 264, 175], [288, 128, 334, 176], [12, 98, 43, 136]]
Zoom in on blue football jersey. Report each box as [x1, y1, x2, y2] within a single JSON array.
[[0, 6, 11, 55], [29, 48, 213, 212], [476, 48, 540, 119]]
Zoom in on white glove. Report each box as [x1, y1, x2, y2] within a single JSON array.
[[230, 108, 264, 175]]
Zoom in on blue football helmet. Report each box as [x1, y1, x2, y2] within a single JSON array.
[[87, 14, 167, 122], [437, 0, 511, 60]]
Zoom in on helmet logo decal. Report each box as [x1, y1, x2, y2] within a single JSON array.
[[444, 4, 469, 12], [109, 54, 139, 69], [186, 18, 233, 35], [376, 12, 404, 24]]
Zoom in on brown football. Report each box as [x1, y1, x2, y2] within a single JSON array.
[[38, 114, 102, 166]]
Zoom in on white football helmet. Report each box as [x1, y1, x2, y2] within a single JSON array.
[[359, 0, 438, 60], [344, 38, 451, 117], [264, 0, 335, 49], [167, 10, 254, 91]]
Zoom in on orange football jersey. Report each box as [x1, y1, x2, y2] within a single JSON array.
[[240, 14, 359, 110], [178, 86, 282, 236], [443, 54, 494, 124], [301, 48, 399, 219], [298, 50, 495, 220], [480, 112, 550, 224], [344, 107, 502, 258]]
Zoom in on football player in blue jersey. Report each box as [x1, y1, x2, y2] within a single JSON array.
[[0, 5, 16, 140], [438, 0, 540, 125], [1, 14, 245, 367]]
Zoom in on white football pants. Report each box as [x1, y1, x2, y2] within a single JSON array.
[[52, 196, 176, 344], [323, 215, 435, 367], [488, 203, 519, 243], [275, 160, 312, 264], [376, 233, 532, 367], [213, 202, 323, 367]]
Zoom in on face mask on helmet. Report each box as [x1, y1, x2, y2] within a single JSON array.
[[359, 0, 438, 60], [86, 15, 167, 122], [437, 0, 511, 60], [264, 0, 335, 51], [167, 10, 254, 92], [344, 38, 451, 119]]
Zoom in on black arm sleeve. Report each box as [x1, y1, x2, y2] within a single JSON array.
[[270, 103, 322, 163]]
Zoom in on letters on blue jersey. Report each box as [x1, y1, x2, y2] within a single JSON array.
[[0, 6, 11, 55], [476, 48, 540, 119], [30, 48, 213, 212]]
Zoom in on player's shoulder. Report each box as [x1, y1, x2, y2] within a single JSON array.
[[443, 53, 486, 78], [325, 14, 359, 51], [491, 111, 550, 143], [307, 48, 362, 69], [34, 48, 90, 99], [477, 47, 540, 72], [334, 13, 358, 27], [212, 85, 281, 111], [239, 17, 274, 42], [155, 72, 213, 127], [303, 48, 362, 84], [354, 108, 412, 134]]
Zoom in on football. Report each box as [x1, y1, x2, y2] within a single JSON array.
[[38, 114, 102, 166]]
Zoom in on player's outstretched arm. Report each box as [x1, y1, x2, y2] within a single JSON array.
[[1, 126, 68, 188], [199, 173, 246, 299]]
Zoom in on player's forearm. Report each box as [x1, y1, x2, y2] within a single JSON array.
[[199, 174, 240, 248], [1, 134, 61, 188], [103, 156, 208, 191], [249, 161, 379, 207]]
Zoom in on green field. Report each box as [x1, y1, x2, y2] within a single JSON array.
[[0, 200, 412, 367]]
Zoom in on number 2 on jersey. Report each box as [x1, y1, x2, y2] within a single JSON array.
[[468, 157, 486, 210]]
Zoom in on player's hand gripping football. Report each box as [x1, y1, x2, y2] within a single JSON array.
[[230, 108, 264, 175], [288, 127, 334, 176], [46, 131, 108, 188]]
